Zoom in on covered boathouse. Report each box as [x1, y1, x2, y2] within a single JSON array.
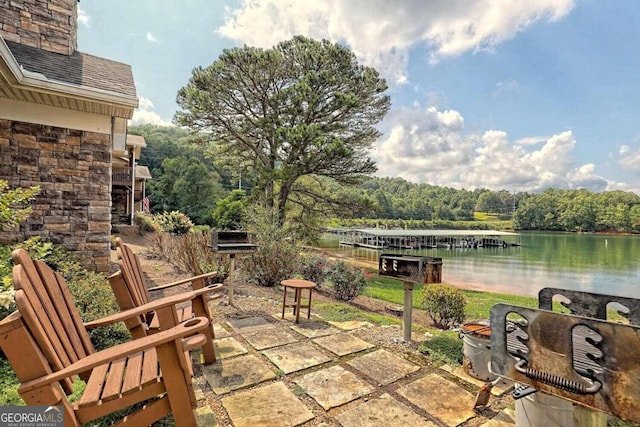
[[326, 228, 521, 249]]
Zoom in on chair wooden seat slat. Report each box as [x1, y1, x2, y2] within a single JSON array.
[[78, 362, 109, 408], [0, 248, 210, 426], [112, 237, 223, 364], [142, 347, 161, 386], [122, 351, 144, 393], [102, 357, 127, 401]]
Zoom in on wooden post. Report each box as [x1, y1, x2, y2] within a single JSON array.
[[228, 254, 236, 306], [403, 281, 414, 342]]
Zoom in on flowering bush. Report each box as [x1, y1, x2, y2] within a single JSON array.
[[134, 211, 158, 233], [0, 183, 41, 317], [0, 180, 40, 231], [299, 253, 328, 287], [325, 260, 367, 301], [154, 211, 193, 235]]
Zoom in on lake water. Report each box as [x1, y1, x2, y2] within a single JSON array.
[[319, 232, 640, 299]]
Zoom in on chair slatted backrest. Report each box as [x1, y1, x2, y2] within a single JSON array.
[[115, 237, 151, 306], [11, 249, 94, 393]]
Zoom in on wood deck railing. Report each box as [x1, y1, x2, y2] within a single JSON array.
[[112, 167, 132, 185]]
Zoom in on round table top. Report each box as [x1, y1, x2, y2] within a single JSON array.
[[281, 279, 317, 289]]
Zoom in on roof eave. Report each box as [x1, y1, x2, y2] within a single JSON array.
[[0, 37, 138, 117]]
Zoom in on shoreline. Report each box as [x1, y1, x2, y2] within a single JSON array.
[[312, 247, 535, 298], [445, 276, 533, 298]]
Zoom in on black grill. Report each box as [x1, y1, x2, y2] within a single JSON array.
[[209, 231, 257, 253]]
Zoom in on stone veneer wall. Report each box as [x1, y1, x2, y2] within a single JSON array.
[[0, 0, 77, 55], [0, 119, 112, 272]]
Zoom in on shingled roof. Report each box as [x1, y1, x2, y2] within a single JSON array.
[[6, 40, 136, 98]]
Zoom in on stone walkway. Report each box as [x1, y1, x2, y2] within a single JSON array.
[[191, 312, 516, 427]]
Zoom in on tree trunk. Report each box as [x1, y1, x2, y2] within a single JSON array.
[[277, 181, 293, 227]]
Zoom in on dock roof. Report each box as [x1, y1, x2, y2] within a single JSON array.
[[329, 228, 518, 237]]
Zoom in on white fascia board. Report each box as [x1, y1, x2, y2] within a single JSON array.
[[0, 97, 112, 134]]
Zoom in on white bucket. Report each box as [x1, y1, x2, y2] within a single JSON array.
[[516, 389, 607, 427], [460, 322, 497, 381]]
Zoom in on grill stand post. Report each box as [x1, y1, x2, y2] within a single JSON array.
[[403, 281, 414, 342], [228, 254, 236, 306]]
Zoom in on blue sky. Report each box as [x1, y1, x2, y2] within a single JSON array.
[[78, 0, 640, 194]]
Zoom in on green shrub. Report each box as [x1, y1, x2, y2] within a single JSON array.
[[192, 224, 211, 233], [0, 237, 53, 320], [0, 181, 40, 232], [422, 283, 466, 329], [0, 358, 21, 405], [0, 247, 15, 321], [325, 260, 367, 301], [299, 253, 328, 287], [134, 211, 158, 233], [242, 207, 300, 287], [0, 183, 40, 320], [155, 211, 193, 235], [212, 190, 249, 230]]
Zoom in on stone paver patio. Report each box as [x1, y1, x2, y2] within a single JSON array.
[[195, 312, 516, 426], [203, 354, 277, 395], [262, 341, 333, 374], [294, 365, 375, 409], [347, 348, 421, 385], [241, 326, 299, 350], [221, 382, 315, 427], [336, 393, 438, 427], [312, 332, 374, 356]]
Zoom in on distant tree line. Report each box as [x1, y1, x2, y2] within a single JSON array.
[[513, 189, 640, 233], [131, 125, 640, 234]]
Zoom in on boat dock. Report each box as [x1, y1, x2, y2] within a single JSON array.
[[326, 228, 521, 250]]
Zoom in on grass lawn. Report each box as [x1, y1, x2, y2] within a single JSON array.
[[364, 275, 539, 320], [314, 301, 401, 326], [363, 275, 627, 322]]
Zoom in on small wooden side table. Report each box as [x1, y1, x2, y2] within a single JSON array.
[[281, 279, 317, 323]]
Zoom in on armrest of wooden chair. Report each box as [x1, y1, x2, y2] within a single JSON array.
[[147, 271, 222, 291], [84, 286, 220, 330]]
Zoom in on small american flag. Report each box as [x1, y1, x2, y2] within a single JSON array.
[[142, 197, 150, 213]]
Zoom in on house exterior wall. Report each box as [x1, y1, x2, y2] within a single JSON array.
[[0, 0, 77, 55], [0, 119, 112, 272]]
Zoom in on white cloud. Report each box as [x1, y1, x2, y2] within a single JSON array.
[[515, 136, 548, 146], [129, 97, 173, 127], [618, 144, 640, 170], [146, 32, 158, 43], [77, 6, 90, 27], [373, 104, 610, 192], [138, 97, 155, 110], [492, 79, 525, 98], [218, 0, 575, 84]]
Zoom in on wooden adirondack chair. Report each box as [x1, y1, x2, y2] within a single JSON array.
[[112, 237, 223, 364], [0, 248, 211, 427]]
